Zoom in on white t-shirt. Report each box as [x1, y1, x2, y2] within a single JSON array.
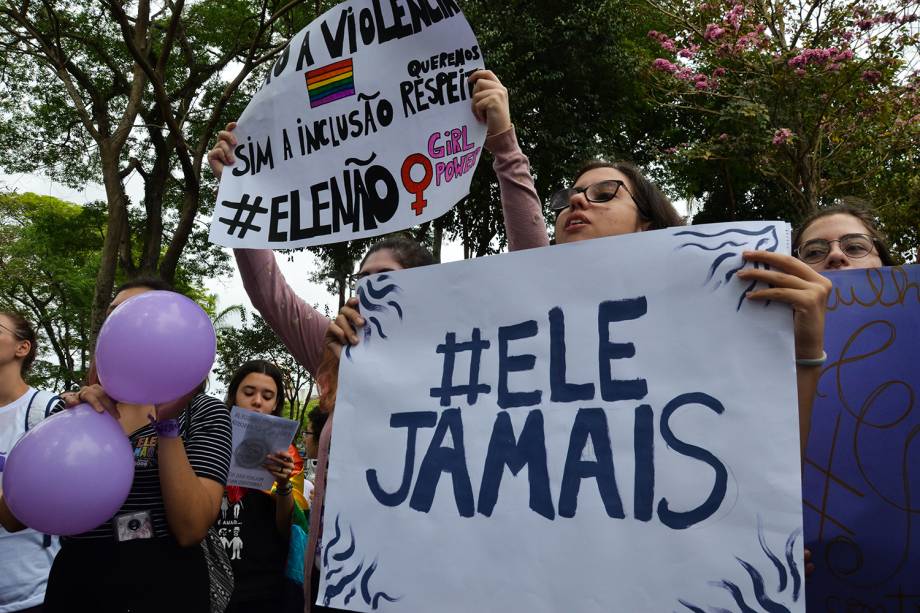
[[0, 387, 61, 612]]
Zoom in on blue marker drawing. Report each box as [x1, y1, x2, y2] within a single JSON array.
[[674, 226, 779, 310], [678, 517, 802, 612], [345, 275, 404, 361], [322, 514, 401, 610]]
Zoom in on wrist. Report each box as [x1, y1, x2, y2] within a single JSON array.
[[276, 481, 293, 496], [151, 417, 180, 439], [796, 349, 827, 367]]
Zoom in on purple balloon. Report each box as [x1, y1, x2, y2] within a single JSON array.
[[2, 405, 134, 535], [96, 290, 216, 404]]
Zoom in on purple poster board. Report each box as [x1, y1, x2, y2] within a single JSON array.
[[804, 264, 920, 610]]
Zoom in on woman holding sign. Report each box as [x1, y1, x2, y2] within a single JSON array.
[[41, 280, 231, 613], [220, 359, 307, 613]]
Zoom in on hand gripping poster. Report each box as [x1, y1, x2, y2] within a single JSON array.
[[209, 0, 487, 248], [319, 221, 807, 612]]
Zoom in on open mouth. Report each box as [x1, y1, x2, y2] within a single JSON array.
[[565, 215, 589, 230]]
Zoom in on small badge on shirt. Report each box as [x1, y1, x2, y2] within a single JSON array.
[[114, 510, 154, 542]]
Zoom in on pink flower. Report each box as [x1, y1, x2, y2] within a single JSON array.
[[662, 40, 676, 52], [826, 63, 842, 72], [833, 49, 854, 61], [772, 128, 793, 145], [695, 80, 710, 90], [705, 24, 727, 41], [725, 4, 745, 32], [653, 58, 678, 73], [719, 133, 729, 141], [678, 44, 701, 58], [713, 67, 727, 77], [857, 19, 873, 30], [861, 70, 882, 84], [795, 68, 806, 76]]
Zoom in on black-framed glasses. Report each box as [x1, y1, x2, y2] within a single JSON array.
[[795, 233, 877, 264], [349, 268, 396, 293], [549, 180, 636, 212]]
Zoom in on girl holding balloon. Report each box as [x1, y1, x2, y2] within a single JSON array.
[[4, 279, 232, 613], [0, 311, 62, 613]]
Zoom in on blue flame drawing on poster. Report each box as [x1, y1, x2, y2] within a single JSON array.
[[677, 517, 802, 612], [322, 514, 401, 609], [345, 274, 404, 360], [674, 225, 779, 310]]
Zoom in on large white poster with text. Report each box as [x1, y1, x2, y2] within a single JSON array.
[[210, 0, 486, 248], [320, 221, 806, 612]]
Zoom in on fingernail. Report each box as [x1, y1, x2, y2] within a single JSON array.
[[357, 318, 364, 325]]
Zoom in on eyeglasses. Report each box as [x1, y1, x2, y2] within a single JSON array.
[[0, 321, 17, 337], [549, 180, 637, 212], [795, 233, 877, 264], [349, 268, 396, 293]]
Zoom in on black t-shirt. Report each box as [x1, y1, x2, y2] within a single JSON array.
[[69, 394, 232, 541], [218, 490, 288, 604]]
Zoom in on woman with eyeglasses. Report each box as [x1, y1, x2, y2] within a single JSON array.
[[792, 200, 896, 272]]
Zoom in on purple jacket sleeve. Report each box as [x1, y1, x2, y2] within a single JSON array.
[[485, 126, 550, 251], [233, 248, 330, 378]]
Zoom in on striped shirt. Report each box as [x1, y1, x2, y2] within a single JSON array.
[[69, 394, 232, 541]]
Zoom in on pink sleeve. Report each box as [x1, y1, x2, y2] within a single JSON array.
[[485, 126, 550, 252], [233, 248, 330, 378]]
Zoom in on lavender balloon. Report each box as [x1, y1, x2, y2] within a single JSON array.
[[2, 404, 134, 535], [96, 290, 216, 405]]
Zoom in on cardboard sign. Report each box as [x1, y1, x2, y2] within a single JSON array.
[[319, 221, 806, 612], [803, 265, 920, 610], [210, 0, 487, 248]]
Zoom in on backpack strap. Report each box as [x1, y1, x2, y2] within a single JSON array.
[[24, 390, 62, 432], [21, 390, 59, 548], [22, 390, 41, 432], [43, 394, 63, 418]]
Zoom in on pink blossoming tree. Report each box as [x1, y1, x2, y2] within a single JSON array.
[[644, 0, 919, 257]]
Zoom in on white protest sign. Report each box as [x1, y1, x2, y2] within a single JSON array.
[[209, 0, 486, 249], [227, 406, 299, 490], [319, 221, 806, 612]]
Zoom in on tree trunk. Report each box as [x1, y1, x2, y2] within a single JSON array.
[[90, 148, 129, 354], [432, 221, 443, 263]]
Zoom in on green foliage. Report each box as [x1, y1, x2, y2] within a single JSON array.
[[0, 0, 330, 343], [0, 190, 218, 388], [644, 0, 919, 259], [0, 192, 104, 389], [214, 311, 317, 428], [451, 0, 672, 250]]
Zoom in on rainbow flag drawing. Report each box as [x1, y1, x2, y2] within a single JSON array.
[[305, 59, 355, 108]]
